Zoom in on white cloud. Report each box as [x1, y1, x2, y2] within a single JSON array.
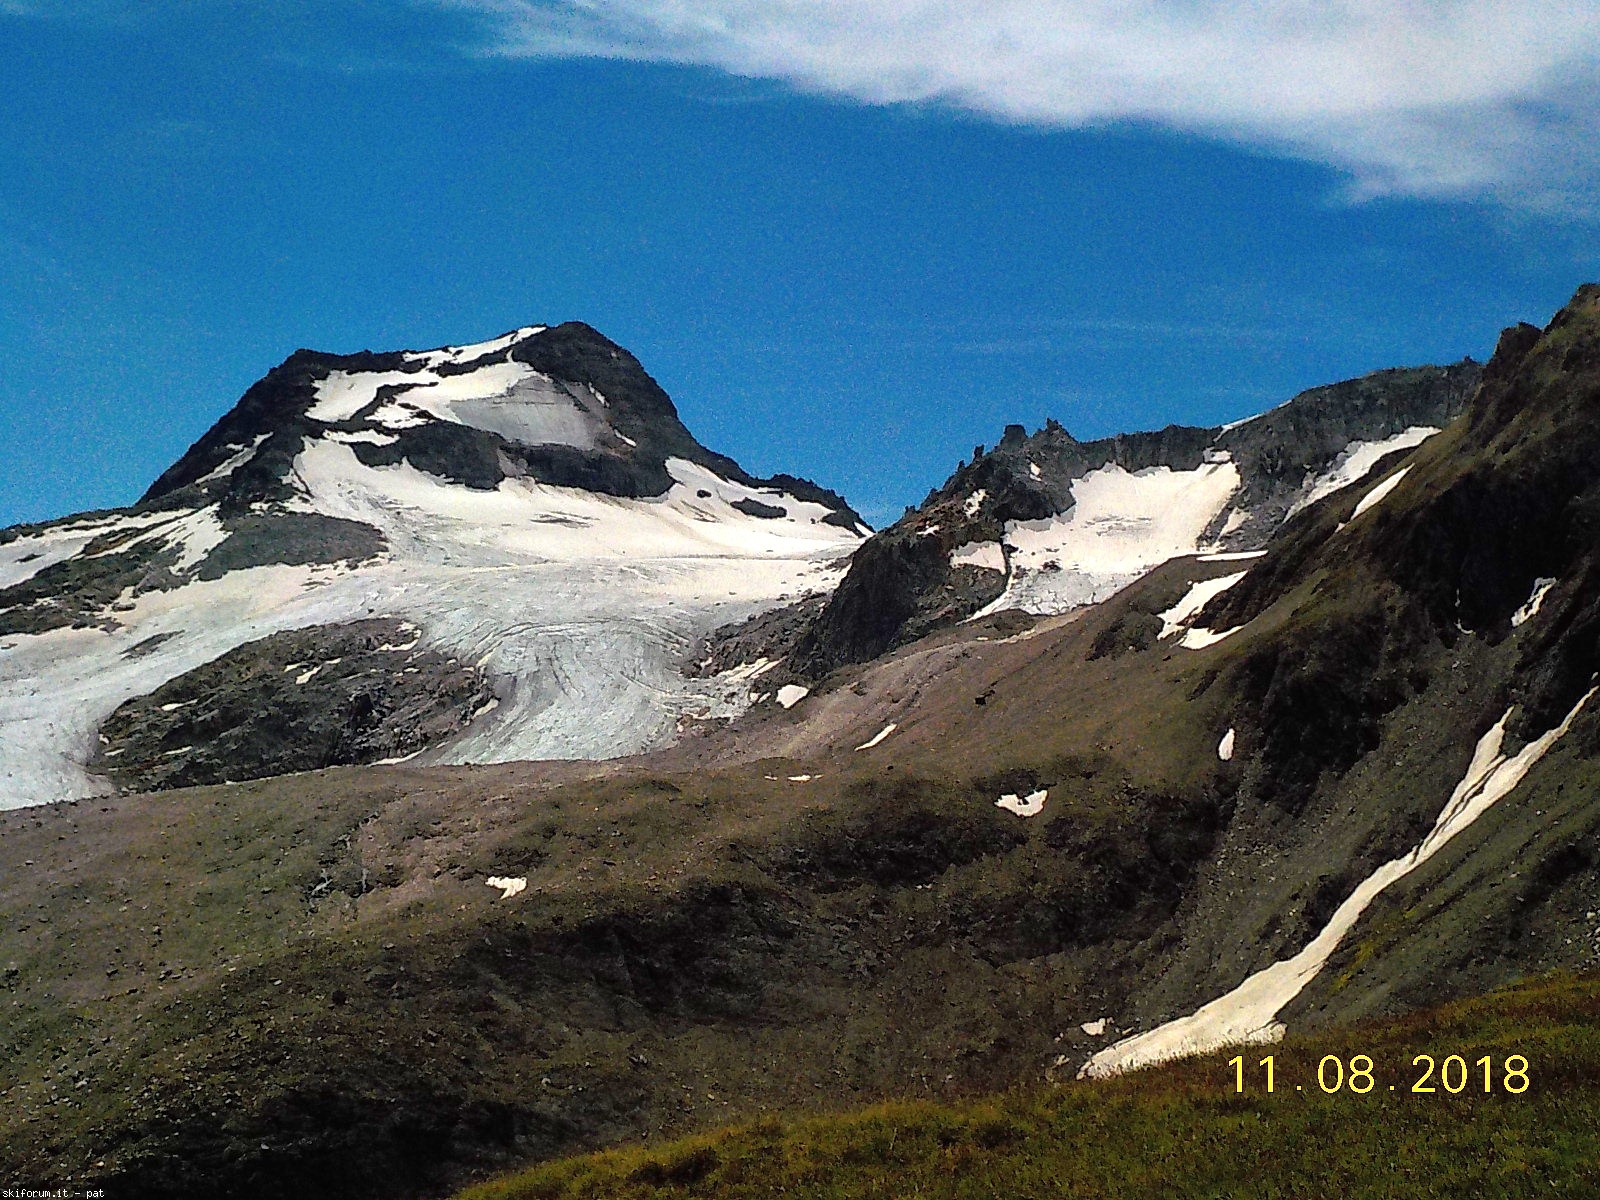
[[438, 0, 1600, 212]]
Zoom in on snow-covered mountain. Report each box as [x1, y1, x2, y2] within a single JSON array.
[[785, 361, 1480, 677], [0, 323, 865, 808], [11, 290, 1600, 1200]]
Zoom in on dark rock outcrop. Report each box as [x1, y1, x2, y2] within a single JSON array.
[[93, 618, 496, 791]]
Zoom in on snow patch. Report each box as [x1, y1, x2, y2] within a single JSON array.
[[950, 540, 1006, 573], [422, 326, 546, 367], [1157, 572, 1248, 640], [973, 461, 1240, 618], [323, 429, 399, 447], [1180, 624, 1244, 650], [1217, 728, 1235, 761], [1081, 1018, 1107, 1037], [306, 370, 424, 423], [486, 876, 527, 900], [1, 511, 184, 587], [854, 722, 898, 751], [725, 657, 780, 682], [776, 684, 810, 709], [963, 490, 987, 517], [996, 789, 1048, 817], [1513, 578, 1558, 628], [1081, 688, 1596, 1078], [309, 355, 610, 451]]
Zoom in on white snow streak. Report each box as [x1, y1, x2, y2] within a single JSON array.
[[1349, 466, 1412, 523], [1288, 427, 1438, 518], [854, 722, 898, 751], [192, 435, 270, 486], [1082, 688, 1596, 1078], [1217, 728, 1236, 761], [1513, 578, 1558, 628]]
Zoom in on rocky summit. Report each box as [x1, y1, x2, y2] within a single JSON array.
[[0, 323, 865, 809], [4, 292, 1600, 1200]]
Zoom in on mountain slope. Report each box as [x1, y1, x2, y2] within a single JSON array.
[[6, 293, 1599, 1200], [0, 324, 864, 809], [788, 361, 1480, 678]]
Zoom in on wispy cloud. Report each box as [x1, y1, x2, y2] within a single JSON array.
[[436, 0, 1600, 213]]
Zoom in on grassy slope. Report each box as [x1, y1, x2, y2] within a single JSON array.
[[9, 292, 1600, 1196], [458, 972, 1600, 1200]]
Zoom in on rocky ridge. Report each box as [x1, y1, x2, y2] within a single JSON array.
[[784, 360, 1481, 678]]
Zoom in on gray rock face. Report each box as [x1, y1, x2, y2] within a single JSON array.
[[790, 360, 1483, 679], [1211, 362, 1485, 545], [92, 618, 495, 791]]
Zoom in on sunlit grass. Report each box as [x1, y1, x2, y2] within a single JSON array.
[[457, 972, 1600, 1200]]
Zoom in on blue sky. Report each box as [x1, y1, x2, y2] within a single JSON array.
[[4, 2, 1598, 529]]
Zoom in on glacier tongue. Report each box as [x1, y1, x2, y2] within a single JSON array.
[[0, 456, 859, 810]]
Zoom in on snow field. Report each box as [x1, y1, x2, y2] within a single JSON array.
[[975, 461, 1241, 618], [0, 450, 860, 808]]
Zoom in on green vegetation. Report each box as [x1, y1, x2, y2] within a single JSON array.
[[457, 972, 1600, 1200]]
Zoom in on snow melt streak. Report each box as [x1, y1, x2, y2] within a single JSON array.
[[1289, 427, 1438, 517], [1081, 688, 1596, 1078]]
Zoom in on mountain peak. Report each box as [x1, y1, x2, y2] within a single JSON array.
[[137, 323, 865, 532]]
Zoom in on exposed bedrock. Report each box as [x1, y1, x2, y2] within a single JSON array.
[[93, 618, 496, 791]]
